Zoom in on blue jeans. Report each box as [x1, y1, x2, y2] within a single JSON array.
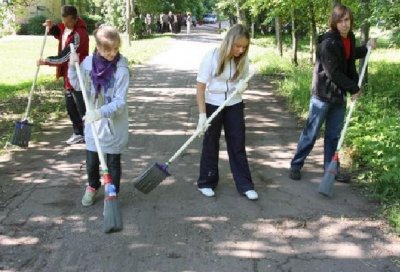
[[290, 96, 346, 171]]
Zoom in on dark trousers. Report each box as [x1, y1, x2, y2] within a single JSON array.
[[198, 102, 254, 193], [86, 150, 121, 193], [65, 90, 86, 136]]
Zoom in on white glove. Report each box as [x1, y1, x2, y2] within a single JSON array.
[[235, 79, 248, 95], [196, 113, 209, 136], [84, 109, 102, 124], [69, 51, 79, 68]]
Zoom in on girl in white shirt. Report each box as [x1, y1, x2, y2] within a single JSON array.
[[196, 24, 258, 200]]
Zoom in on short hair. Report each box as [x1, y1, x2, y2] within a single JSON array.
[[329, 4, 353, 32], [94, 25, 121, 49], [61, 5, 78, 19]]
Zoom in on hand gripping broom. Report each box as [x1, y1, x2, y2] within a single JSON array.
[[133, 71, 255, 194], [70, 45, 122, 233], [318, 46, 372, 197], [10, 27, 48, 148]]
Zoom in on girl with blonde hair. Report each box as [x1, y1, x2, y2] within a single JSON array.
[[195, 24, 258, 200], [68, 25, 130, 206]]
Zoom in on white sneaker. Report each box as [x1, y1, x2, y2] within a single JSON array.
[[244, 190, 258, 200], [66, 133, 84, 145], [198, 188, 215, 197]]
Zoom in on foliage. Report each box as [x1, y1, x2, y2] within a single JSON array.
[[18, 15, 48, 35], [81, 14, 102, 34]]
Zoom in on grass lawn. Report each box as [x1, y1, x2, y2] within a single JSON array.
[[0, 34, 172, 150]]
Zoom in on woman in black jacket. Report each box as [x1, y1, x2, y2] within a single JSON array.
[[289, 4, 376, 182]]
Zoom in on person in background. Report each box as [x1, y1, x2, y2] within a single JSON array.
[[195, 24, 258, 200], [289, 4, 376, 182], [145, 13, 152, 35], [38, 5, 89, 145], [186, 12, 192, 35], [68, 25, 130, 206]]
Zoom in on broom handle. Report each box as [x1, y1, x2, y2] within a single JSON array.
[[336, 46, 372, 151], [70, 44, 108, 172], [167, 71, 255, 165], [23, 26, 49, 121]]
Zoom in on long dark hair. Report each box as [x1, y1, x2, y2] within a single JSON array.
[[329, 4, 354, 32]]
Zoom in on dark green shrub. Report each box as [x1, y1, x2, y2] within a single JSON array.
[[25, 15, 48, 35], [81, 14, 102, 34]]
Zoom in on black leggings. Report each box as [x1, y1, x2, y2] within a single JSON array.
[[86, 150, 122, 193]]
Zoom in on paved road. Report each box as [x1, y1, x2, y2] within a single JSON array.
[[1, 26, 399, 272]]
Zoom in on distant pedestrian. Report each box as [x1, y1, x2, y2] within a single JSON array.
[[145, 13, 152, 35], [289, 4, 377, 182], [68, 25, 130, 206], [195, 24, 258, 200], [37, 5, 89, 145], [161, 12, 169, 33], [186, 12, 192, 34], [168, 11, 174, 32]]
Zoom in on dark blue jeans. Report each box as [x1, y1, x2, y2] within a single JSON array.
[[198, 102, 254, 193], [290, 96, 346, 171], [86, 150, 121, 193]]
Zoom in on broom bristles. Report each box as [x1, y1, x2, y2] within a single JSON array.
[[103, 174, 123, 233], [10, 121, 32, 148], [103, 197, 123, 233], [133, 162, 170, 194], [318, 158, 338, 197]]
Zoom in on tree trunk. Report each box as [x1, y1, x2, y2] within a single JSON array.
[[236, 0, 246, 26], [275, 16, 283, 57], [291, 7, 298, 66], [309, 0, 317, 64], [126, 0, 131, 46], [359, 0, 370, 90]]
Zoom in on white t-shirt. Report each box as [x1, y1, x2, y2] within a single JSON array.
[[196, 48, 249, 106], [62, 28, 73, 50]]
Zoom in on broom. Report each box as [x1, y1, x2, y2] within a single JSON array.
[[70, 44, 122, 233], [10, 27, 48, 148], [133, 71, 256, 194], [318, 46, 372, 197]]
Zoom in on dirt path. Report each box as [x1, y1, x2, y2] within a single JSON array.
[[1, 26, 399, 272]]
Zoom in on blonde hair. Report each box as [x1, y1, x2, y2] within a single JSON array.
[[216, 24, 250, 81], [93, 25, 121, 50]]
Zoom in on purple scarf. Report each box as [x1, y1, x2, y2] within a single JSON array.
[[91, 51, 120, 97]]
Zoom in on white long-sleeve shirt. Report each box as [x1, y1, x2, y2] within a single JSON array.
[[196, 48, 249, 106]]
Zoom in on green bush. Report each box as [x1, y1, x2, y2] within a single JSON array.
[[81, 14, 102, 35], [23, 15, 48, 35]]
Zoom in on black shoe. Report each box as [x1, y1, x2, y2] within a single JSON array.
[[289, 168, 301, 180], [335, 172, 351, 183]]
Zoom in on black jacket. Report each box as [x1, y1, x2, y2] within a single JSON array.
[[312, 31, 368, 104]]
